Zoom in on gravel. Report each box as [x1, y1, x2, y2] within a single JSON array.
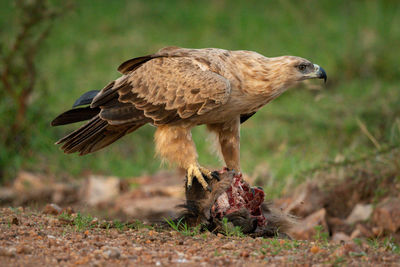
[[0, 207, 399, 266]]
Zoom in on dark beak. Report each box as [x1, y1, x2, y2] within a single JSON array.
[[317, 66, 327, 83]]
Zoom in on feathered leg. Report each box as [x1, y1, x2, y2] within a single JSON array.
[[207, 118, 241, 172], [154, 125, 215, 191]]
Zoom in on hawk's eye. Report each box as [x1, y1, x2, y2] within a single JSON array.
[[297, 64, 307, 72]]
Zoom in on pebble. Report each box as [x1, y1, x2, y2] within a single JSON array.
[[102, 246, 121, 259], [0, 247, 16, 257], [12, 217, 19, 225], [240, 250, 250, 257], [221, 242, 236, 250], [43, 203, 62, 215], [16, 245, 32, 254], [310, 246, 321, 254]]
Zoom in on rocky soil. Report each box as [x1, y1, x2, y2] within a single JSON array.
[[1, 207, 399, 266], [1, 149, 400, 266]]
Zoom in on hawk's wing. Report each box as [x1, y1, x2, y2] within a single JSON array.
[[92, 54, 231, 125]]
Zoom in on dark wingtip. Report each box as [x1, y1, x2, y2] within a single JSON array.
[[50, 107, 100, 126], [72, 90, 100, 108]]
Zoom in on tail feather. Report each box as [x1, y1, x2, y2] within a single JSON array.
[[60, 117, 108, 153], [52, 88, 146, 155], [56, 114, 144, 155], [51, 107, 100, 126]]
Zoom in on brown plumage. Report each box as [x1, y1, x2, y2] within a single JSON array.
[[51, 46, 327, 190]]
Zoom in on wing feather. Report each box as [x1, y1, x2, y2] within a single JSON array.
[[118, 56, 231, 124]]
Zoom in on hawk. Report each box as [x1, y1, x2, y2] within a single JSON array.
[[51, 47, 327, 191]]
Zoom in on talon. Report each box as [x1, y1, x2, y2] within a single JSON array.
[[186, 164, 217, 191], [211, 171, 220, 181]]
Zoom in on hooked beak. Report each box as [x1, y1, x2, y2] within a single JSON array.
[[313, 64, 327, 83]]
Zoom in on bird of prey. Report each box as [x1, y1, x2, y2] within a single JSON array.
[[51, 46, 327, 191]]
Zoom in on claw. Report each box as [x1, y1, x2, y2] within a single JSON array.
[[186, 164, 216, 191], [211, 171, 220, 181]]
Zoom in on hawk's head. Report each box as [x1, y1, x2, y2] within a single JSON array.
[[270, 56, 327, 84], [240, 53, 327, 96]]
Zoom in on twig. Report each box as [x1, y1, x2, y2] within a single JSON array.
[[356, 117, 381, 150]]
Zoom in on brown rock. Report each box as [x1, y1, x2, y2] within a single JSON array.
[[12, 171, 52, 203], [0, 187, 15, 204], [52, 183, 79, 204], [43, 203, 62, 215], [80, 175, 122, 206], [115, 195, 181, 220], [331, 232, 351, 243], [350, 223, 374, 239], [13, 171, 45, 192], [102, 246, 121, 259], [354, 224, 373, 238], [345, 203, 373, 224], [335, 241, 362, 257], [0, 247, 16, 257], [240, 250, 250, 257], [350, 228, 361, 239], [16, 245, 32, 254], [221, 242, 236, 250], [310, 246, 321, 254], [289, 208, 328, 240], [372, 197, 400, 233], [284, 182, 325, 217], [327, 217, 352, 235], [11, 217, 19, 225]]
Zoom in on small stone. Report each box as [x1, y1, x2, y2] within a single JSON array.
[[345, 204, 373, 224], [0, 247, 16, 257], [240, 250, 250, 257], [43, 203, 62, 215], [48, 238, 57, 248], [11, 217, 19, 225], [16, 245, 32, 254], [331, 232, 351, 243], [310, 246, 321, 254], [221, 242, 236, 250], [93, 249, 103, 260], [102, 246, 121, 259]]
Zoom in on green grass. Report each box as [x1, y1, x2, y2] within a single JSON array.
[[164, 217, 201, 236], [58, 212, 94, 232], [1, 0, 400, 197], [221, 217, 245, 237]]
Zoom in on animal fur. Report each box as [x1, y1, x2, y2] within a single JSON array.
[[178, 170, 297, 237]]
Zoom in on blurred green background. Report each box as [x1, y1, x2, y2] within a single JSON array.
[[1, 0, 399, 197]]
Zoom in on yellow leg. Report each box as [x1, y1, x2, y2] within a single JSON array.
[[154, 125, 217, 191]]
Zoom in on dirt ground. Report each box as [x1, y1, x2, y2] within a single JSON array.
[[1, 207, 399, 266]]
